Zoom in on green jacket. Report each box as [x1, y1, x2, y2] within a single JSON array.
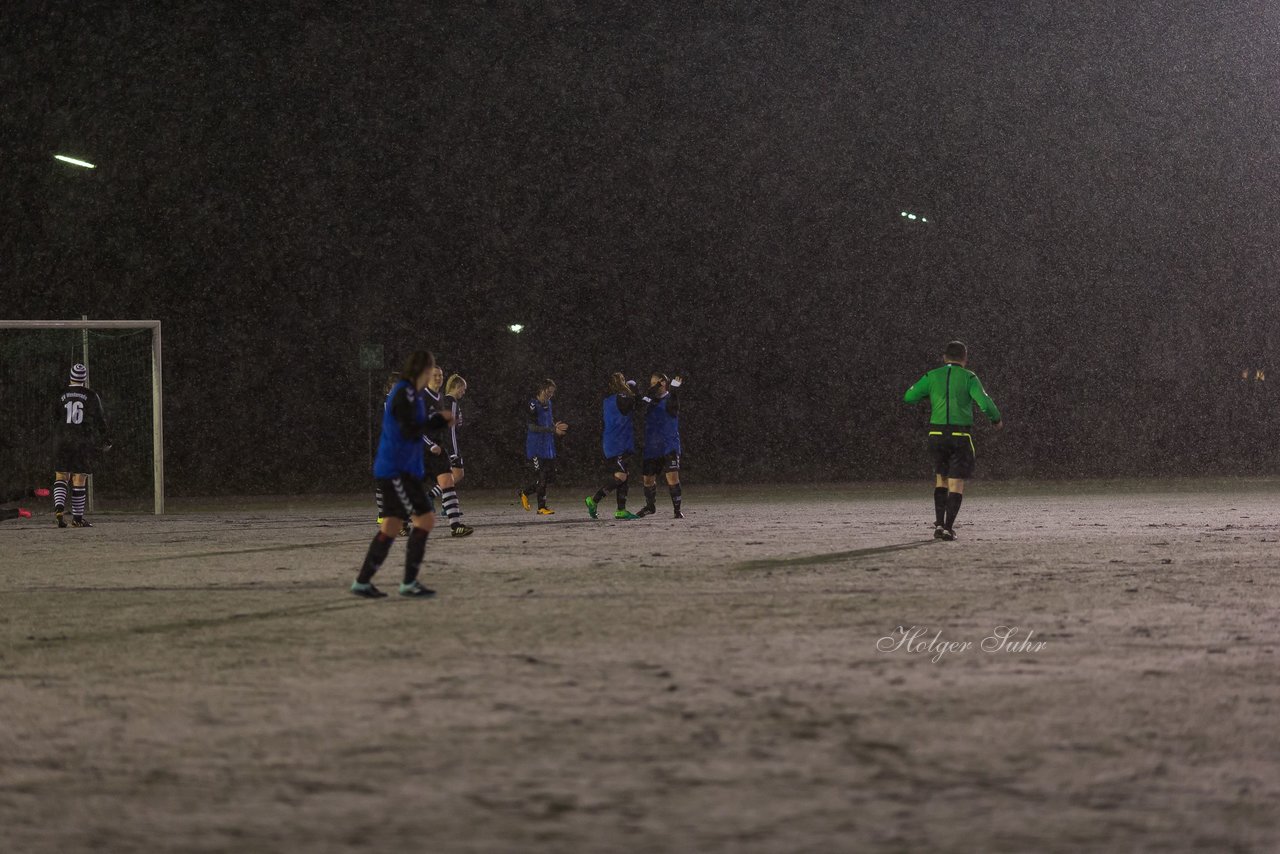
[[904, 363, 1001, 427]]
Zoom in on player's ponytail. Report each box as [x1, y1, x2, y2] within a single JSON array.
[[608, 372, 631, 396]]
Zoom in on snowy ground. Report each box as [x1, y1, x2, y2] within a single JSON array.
[[2, 482, 1278, 853]]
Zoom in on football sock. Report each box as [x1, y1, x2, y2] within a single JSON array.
[[644, 484, 657, 509], [431, 484, 444, 502], [592, 479, 620, 504], [944, 492, 964, 529], [537, 477, 548, 509], [441, 488, 462, 524], [934, 487, 948, 527], [616, 480, 629, 510], [404, 527, 429, 584], [357, 532, 395, 583], [53, 478, 67, 512], [669, 483, 682, 513], [71, 484, 87, 519]]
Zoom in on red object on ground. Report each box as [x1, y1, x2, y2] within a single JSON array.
[[33, 488, 51, 497], [18, 508, 32, 518]]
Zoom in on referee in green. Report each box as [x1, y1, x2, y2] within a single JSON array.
[[904, 341, 1003, 540]]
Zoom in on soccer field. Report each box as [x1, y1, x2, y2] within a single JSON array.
[[2, 483, 1278, 853]]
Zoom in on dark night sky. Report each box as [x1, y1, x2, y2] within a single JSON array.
[[4, 2, 1280, 493]]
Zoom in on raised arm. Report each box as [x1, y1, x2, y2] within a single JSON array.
[[665, 388, 680, 417]]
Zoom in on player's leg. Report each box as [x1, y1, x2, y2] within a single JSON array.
[[637, 458, 660, 517], [614, 473, 637, 519], [437, 471, 472, 536], [353, 479, 405, 598], [934, 474, 948, 537], [519, 458, 541, 511], [536, 459, 556, 514], [928, 434, 950, 538], [70, 472, 91, 528], [400, 480, 438, 597], [665, 454, 683, 518], [940, 436, 974, 540], [53, 470, 69, 527], [942, 477, 965, 540], [587, 457, 623, 518]]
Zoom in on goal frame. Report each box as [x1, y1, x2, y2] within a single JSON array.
[[0, 320, 165, 514]]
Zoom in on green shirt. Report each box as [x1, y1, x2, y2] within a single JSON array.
[[904, 363, 1001, 427]]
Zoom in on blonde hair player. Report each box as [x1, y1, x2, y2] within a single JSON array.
[[432, 374, 473, 536]]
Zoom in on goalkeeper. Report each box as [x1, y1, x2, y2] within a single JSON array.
[[53, 364, 111, 528]]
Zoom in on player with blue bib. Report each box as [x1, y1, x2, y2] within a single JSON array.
[[519, 379, 567, 515], [352, 351, 453, 599], [637, 373, 685, 519], [585, 372, 640, 520]]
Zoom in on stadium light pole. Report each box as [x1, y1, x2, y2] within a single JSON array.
[[54, 154, 96, 169]]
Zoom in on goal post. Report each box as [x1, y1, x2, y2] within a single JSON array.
[[0, 320, 164, 514]]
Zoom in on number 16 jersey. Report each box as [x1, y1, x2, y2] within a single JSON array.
[[56, 385, 110, 446]]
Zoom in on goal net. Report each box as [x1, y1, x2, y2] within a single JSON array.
[[0, 321, 164, 514]]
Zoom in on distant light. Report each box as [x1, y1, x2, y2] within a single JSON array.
[[508, 324, 524, 334], [54, 154, 96, 169], [921, 217, 928, 223], [901, 211, 908, 217], [907, 213, 917, 220]]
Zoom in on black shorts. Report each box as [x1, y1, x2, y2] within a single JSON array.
[[530, 456, 557, 483], [376, 476, 434, 519], [928, 430, 976, 480], [55, 440, 95, 473], [424, 448, 453, 477], [603, 454, 632, 477], [642, 452, 681, 476]]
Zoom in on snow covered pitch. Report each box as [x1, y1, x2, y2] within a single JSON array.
[[3, 483, 1277, 853]]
